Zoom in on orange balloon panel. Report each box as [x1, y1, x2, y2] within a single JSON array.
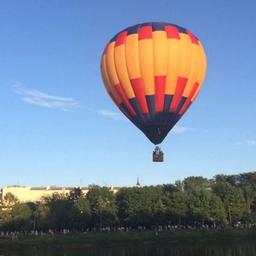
[[101, 22, 207, 145]]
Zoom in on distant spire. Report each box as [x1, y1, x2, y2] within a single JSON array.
[[136, 178, 141, 187]]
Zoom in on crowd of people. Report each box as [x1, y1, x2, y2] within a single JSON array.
[[1, 223, 256, 240]]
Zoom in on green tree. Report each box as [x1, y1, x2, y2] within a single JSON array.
[[34, 203, 50, 230], [213, 180, 246, 224], [73, 196, 91, 230], [184, 176, 210, 191], [209, 194, 227, 224], [9, 203, 33, 230], [174, 180, 184, 191], [241, 185, 255, 223], [252, 197, 256, 222], [116, 186, 166, 228], [0, 208, 7, 226], [69, 187, 83, 202], [165, 191, 187, 225], [45, 194, 74, 230], [3, 192, 19, 210], [87, 186, 117, 230], [150, 186, 167, 225], [187, 189, 212, 224]]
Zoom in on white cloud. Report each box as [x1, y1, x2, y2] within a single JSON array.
[[172, 125, 191, 134], [235, 140, 256, 146], [97, 109, 124, 121], [13, 83, 78, 111]]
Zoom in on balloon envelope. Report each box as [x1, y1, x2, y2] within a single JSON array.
[[101, 22, 207, 145]]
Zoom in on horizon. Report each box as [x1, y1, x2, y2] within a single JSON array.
[[2, 170, 256, 189], [1, 0, 256, 188]]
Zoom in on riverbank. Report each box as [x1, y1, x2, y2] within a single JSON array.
[[0, 229, 256, 248]]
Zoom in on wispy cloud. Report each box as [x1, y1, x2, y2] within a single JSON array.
[[97, 109, 124, 121], [13, 83, 78, 111], [235, 139, 256, 146], [172, 125, 191, 134]]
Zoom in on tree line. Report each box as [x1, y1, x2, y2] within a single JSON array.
[[0, 172, 256, 232]]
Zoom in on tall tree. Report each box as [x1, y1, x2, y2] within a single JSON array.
[[213, 180, 246, 224], [165, 190, 187, 225], [45, 194, 74, 230], [3, 192, 19, 210], [34, 203, 50, 230], [187, 189, 212, 224], [73, 196, 91, 230], [86, 186, 117, 230], [184, 176, 210, 191], [209, 194, 227, 224], [9, 203, 33, 230]]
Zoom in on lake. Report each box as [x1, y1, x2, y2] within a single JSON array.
[[1, 241, 256, 256]]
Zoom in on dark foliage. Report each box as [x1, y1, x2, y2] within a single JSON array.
[[1, 172, 256, 231]]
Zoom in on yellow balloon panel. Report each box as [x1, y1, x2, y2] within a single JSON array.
[[101, 54, 122, 105], [125, 34, 141, 79], [152, 31, 168, 76], [165, 39, 181, 95], [183, 44, 201, 97], [177, 33, 193, 79], [114, 45, 135, 99], [105, 42, 120, 86], [138, 39, 154, 95]]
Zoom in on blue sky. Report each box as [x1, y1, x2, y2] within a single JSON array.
[[0, 0, 256, 188]]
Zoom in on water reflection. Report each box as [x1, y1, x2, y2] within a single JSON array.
[[1, 242, 256, 256]]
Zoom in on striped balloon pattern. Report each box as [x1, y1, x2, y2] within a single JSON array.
[[101, 22, 207, 145]]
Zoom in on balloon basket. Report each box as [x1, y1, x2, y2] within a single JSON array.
[[153, 146, 164, 162]]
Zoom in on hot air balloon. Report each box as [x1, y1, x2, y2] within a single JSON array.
[[101, 22, 207, 162]]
